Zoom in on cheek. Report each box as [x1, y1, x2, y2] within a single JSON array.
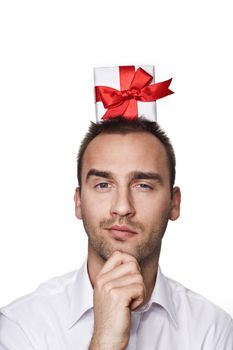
[[81, 195, 108, 222], [134, 192, 171, 216]]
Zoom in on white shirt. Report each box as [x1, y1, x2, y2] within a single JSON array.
[[0, 258, 232, 350]]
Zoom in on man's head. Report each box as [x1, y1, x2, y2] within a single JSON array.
[[74, 117, 181, 265]]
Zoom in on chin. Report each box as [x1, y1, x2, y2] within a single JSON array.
[[99, 245, 140, 262], [92, 241, 134, 261]]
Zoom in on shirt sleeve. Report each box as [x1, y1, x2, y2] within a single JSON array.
[[0, 313, 34, 350], [217, 318, 233, 350]]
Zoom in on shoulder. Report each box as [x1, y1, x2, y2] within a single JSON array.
[[164, 274, 233, 347], [167, 274, 232, 319], [0, 269, 81, 348], [0, 269, 78, 326]]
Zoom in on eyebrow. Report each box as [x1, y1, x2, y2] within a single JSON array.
[[130, 171, 163, 183], [86, 169, 114, 181], [86, 168, 163, 184]]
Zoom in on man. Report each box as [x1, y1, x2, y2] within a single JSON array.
[[0, 117, 232, 349]]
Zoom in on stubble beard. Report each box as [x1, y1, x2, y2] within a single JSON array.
[[82, 213, 170, 266]]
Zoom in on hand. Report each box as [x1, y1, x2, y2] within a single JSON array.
[[89, 251, 146, 350]]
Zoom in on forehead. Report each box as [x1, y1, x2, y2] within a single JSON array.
[[82, 132, 169, 179]]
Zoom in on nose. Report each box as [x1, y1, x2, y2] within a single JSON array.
[[110, 186, 135, 218]]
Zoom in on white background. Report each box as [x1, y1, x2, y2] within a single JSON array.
[[0, 0, 232, 317]]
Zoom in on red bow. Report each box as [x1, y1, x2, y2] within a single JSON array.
[[95, 66, 174, 120]]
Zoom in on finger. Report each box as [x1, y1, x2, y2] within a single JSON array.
[[111, 283, 146, 310], [100, 251, 141, 275], [104, 273, 144, 291], [99, 261, 142, 285]]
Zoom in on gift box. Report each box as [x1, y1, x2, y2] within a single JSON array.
[[94, 65, 157, 123]]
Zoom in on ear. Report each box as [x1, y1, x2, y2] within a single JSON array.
[[74, 187, 82, 220], [169, 186, 181, 221]]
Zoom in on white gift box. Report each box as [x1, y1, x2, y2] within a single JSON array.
[[94, 65, 157, 123]]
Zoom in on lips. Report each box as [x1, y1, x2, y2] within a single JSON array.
[[106, 225, 138, 240]]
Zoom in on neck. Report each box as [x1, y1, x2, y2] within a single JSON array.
[[87, 245, 161, 308]]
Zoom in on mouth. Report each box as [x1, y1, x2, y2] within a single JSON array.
[[106, 225, 138, 240]]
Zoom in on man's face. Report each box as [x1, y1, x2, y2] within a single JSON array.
[[74, 132, 180, 264]]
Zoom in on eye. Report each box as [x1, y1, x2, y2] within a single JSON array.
[[135, 183, 153, 191], [95, 182, 112, 191]]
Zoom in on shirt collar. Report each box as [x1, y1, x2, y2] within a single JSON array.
[[69, 257, 93, 329], [149, 266, 178, 328], [68, 258, 178, 329]]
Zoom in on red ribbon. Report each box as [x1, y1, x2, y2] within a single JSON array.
[[95, 66, 174, 120]]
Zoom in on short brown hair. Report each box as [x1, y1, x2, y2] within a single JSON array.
[[77, 117, 176, 192]]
